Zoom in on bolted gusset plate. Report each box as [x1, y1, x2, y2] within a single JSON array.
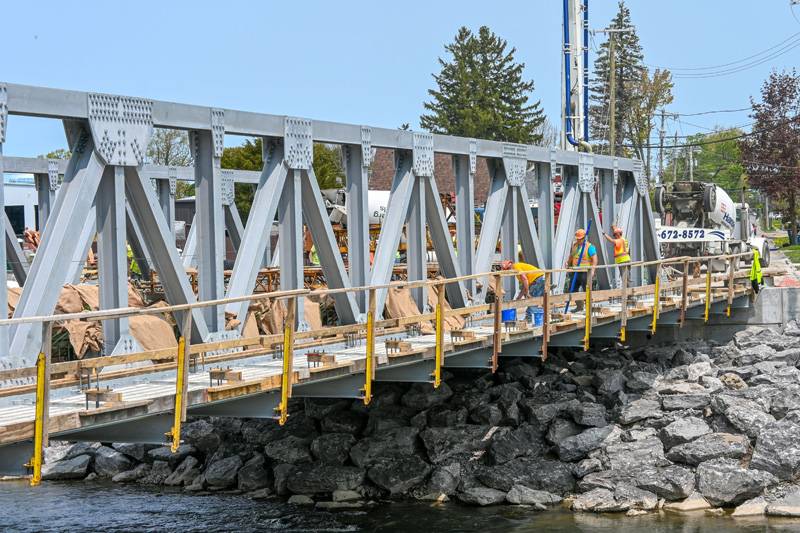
[[361, 126, 373, 168], [0, 83, 7, 144], [633, 159, 648, 196], [211, 109, 225, 158], [285, 117, 313, 170], [413, 132, 434, 177], [87, 93, 153, 166], [221, 170, 235, 206], [469, 139, 478, 175], [578, 153, 595, 192], [48, 159, 60, 191], [502, 142, 528, 187]]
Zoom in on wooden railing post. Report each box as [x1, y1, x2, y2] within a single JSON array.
[[541, 271, 550, 361], [433, 284, 444, 388], [491, 273, 503, 373], [650, 263, 662, 335], [168, 310, 191, 452], [704, 258, 713, 323], [726, 254, 736, 317], [680, 259, 689, 327], [362, 288, 376, 404], [276, 297, 296, 425], [619, 265, 629, 342]]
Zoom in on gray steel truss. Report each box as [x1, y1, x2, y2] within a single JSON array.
[[0, 82, 655, 361], [5, 214, 28, 285]]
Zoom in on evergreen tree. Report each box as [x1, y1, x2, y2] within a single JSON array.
[[589, 1, 645, 155], [421, 26, 545, 145]]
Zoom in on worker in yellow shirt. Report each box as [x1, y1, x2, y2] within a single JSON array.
[[501, 259, 544, 320], [603, 225, 631, 280]]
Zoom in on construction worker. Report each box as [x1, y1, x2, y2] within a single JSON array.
[[565, 229, 598, 308], [603, 225, 631, 282], [501, 259, 544, 321]]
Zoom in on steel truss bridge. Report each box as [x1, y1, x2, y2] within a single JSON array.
[[0, 82, 685, 481]]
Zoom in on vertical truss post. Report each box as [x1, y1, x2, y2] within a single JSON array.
[[169, 311, 191, 452], [157, 173, 177, 241], [600, 166, 617, 286], [541, 271, 550, 360], [425, 171, 467, 308], [537, 151, 557, 268], [501, 184, 519, 297], [453, 143, 476, 294], [276, 296, 296, 425], [362, 288, 376, 404], [473, 171, 509, 302], [680, 259, 689, 327], [343, 130, 372, 314], [281, 117, 313, 328], [433, 284, 444, 388], [409, 132, 434, 312], [491, 272, 502, 373], [651, 263, 662, 334], [191, 117, 225, 333], [97, 166, 132, 354], [552, 170, 580, 293]]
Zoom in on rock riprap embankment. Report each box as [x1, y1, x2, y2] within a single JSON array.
[[40, 321, 800, 517]]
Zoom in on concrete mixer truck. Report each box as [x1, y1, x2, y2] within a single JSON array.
[[654, 180, 769, 270]]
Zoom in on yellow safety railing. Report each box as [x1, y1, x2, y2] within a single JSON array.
[[650, 264, 662, 335], [28, 352, 46, 486], [362, 289, 376, 404]]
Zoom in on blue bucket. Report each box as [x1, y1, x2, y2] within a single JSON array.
[[532, 307, 544, 327], [501, 309, 516, 322]]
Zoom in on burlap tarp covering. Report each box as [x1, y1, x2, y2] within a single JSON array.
[[8, 284, 173, 356], [248, 294, 323, 334], [384, 286, 435, 334]]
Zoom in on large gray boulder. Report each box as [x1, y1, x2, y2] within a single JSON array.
[[420, 425, 490, 464], [367, 455, 431, 495], [401, 382, 453, 410], [572, 403, 608, 427], [476, 457, 575, 495], [264, 436, 312, 465], [636, 465, 696, 500], [237, 454, 272, 491], [42, 454, 92, 480], [426, 463, 461, 496], [546, 418, 582, 445], [204, 455, 243, 488], [696, 458, 777, 506], [661, 394, 711, 411], [658, 416, 711, 448], [147, 444, 197, 469], [93, 446, 133, 478], [712, 394, 775, 438], [603, 436, 668, 471], [458, 487, 508, 506], [164, 456, 201, 487], [311, 433, 356, 465], [182, 419, 222, 454], [619, 399, 663, 425], [666, 432, 750, 466], [137, 460, 172, 485], [286, 464, 364, 494], [349, 426, 418, 467], [319, 410, 365, 435], [557, 425, 615, 462], [112, 463, 151, 483], [751, 411, 800, 480], [572, 485, 658, 513], [112, 443, 157, 462], [506, 485, 562, 506], [488, 424, 544, 465]]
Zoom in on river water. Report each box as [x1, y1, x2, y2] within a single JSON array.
[[2, 480, 798, 532]]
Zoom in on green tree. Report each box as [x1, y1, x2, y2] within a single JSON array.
[[221, 139, 345, 219], [663, 129, 747, 191], [590, 1, 645, 155], [625, 68, 674, 176], [421, 26, 545, 144], [43, 148, 71, 159]]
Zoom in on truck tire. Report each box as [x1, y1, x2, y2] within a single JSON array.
[[654, 186, 666, 215], [703, 185, 716, 213]]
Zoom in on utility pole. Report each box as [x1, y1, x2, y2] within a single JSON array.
[[609, 33, 616, 157], [658, 109, 666, 184], [688, 147, 694, 182], [672, 132, 678, 182]]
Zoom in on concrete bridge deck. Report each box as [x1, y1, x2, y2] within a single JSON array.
[[0, 265, 762, 477]]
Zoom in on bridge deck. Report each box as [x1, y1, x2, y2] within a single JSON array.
[[0, 278, 754, 451]]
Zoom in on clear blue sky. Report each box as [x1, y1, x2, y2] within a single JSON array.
[[2, 0, 799, 157]]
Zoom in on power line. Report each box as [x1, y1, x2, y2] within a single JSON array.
[[664, 107, 751, 117], [671, 38, 800, 79], [647, 31, 800, 72]]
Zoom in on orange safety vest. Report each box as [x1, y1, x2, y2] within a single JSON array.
[[571, 243, 593, 268], [613, 237, 631, 264]]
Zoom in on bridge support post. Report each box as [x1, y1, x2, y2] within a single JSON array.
[[542, 271, 551, 360], [680, 259, 689, 327], [361, 288, 375, 404], [583, 281, 592, 351], [168, 311, 191, 452], [28, 322, 50, 486], [726, 256, 735, 317], [276, 296, 296, 425], [454, 147, 476, 294], [342, 137, 371, 314], [492, 273, 502, 373], [620, 265, 629, 342], [651, 263, 662, 335], [433, 284, 444, 388], [704, 258, 712, 323]]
